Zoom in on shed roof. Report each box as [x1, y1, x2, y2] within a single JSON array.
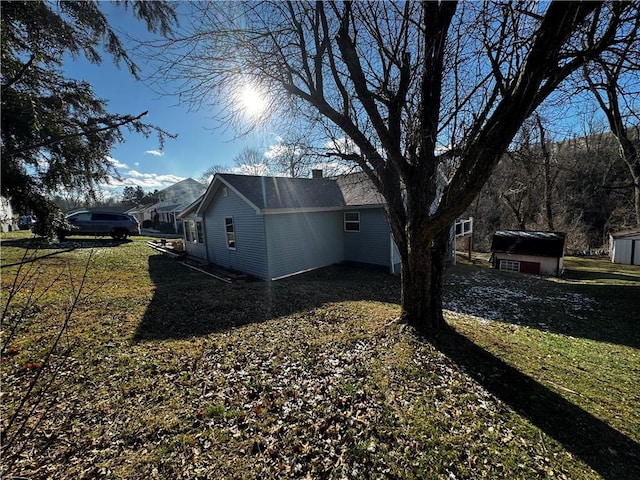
[[491, 230, 566, 257], [610, 227, 640, 239]]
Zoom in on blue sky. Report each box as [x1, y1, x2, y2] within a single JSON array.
[[63, 2, 273, 195]]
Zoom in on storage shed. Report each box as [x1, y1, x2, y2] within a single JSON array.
[[490, 230, 566, 277], [609, 228, 640, 266]]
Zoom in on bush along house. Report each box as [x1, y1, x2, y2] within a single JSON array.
[[178, 171, 456, 281], [490, 230, 566, 277]]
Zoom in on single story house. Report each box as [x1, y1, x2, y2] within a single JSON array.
[[179, 172, 454, 280], [490, 230, 566, 276], [609, 228, 640, 265], [127, 178, 206, 231]]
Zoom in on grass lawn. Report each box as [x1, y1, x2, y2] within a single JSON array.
[[1, 231, 639, 479]]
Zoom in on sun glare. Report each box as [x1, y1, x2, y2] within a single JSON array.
[[239, 84, 267, 118]]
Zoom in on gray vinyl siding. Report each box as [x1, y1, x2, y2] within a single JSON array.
[[265, 211, 344, 279], [203, 187, 268, 278], [343, 208, 391, 269]]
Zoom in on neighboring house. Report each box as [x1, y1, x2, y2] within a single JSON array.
[[490, 230, 566, 277], [609, 228, 640, 266], [128, 178, 206, 231], [179, 171, 451, 280], [1, 196, 16, 233]]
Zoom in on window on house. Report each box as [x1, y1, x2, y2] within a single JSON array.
[[499, 260, 520, 272], [196, 221, 204, 244], [189, 220, 197, 243], [184, 221, 192, 242], [344, 212, 360, 232], [225, 217, 236, 249]]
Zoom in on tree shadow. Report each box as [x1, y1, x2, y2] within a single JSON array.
[[443, 263, 640, 349], [135, 254, 640, 478], [0, 238, 131, 268], [565, 269, 640, 283], [135, 255, 639, 349], [133, 255, 400, 342], [434, 328, 640, 480]]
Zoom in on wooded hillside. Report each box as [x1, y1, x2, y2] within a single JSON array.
[[466, 126, 639, 252]]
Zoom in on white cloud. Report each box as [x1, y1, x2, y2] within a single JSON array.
[[107, 156, 129, 170], [264, 142, 300, 160], [101, 172, 185, 193], [145, 150, 165, 157], [325, 137, 360, 155]]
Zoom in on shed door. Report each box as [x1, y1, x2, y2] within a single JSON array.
[[520, 261, 541, 274]]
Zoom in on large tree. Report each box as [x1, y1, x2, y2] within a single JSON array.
[[1, 0, 176, 237], [152, 1, 636, 336], [582, 12, 640, 225]]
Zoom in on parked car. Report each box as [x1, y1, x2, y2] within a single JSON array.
[[58, 211, 140, 240], [18, 215, 36, 230]]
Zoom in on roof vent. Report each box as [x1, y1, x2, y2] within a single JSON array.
[[311, 169, 323, 179]]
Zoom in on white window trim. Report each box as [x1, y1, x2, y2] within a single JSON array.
[[184, 220, 192, 243], [499, 259, 520, 272], [225, 216, 236, 250], [344, 211, 360, 232], [196, 220, 204, 244]]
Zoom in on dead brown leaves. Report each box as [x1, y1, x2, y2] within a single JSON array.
[[1, 244, 608, 479]]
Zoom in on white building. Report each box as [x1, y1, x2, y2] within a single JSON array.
[[609, 228, 640, 266]]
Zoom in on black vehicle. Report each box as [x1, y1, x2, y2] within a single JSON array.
[[58, 211, 140, 240], [18, 215, 36, 230]]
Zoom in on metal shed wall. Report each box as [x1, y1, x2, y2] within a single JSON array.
[[610, 237, 640, 265]]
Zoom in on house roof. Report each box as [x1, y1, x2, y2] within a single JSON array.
[[181, 171, 389, 218], [157, 178, 206, 203], [491, 230, 566, 257], [220, 174, 346, 211], [157, 204, 182, 213], [335, 172, 385, 206]]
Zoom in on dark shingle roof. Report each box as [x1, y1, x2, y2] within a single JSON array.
[[335, 172, 385, 206], [221, 174, 346, 210], [491, 230, 566, 257]]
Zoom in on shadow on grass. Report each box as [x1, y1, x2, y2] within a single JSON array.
[[136, 254, 639, 348], [565, 268, 640, 283], [133, 255, 400, 342], [136, 254, 640, 478], [445, 263, 640, 350], [435, 328, 640, 480], [0, 237, 131, 268]]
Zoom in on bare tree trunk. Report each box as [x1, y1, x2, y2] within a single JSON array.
[[537, 115, 557, 230], [399, 226, 449, 336], [501, 191, 527, 230]]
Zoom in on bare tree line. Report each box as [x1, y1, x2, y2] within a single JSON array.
[[467, 117, 639, 253]]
